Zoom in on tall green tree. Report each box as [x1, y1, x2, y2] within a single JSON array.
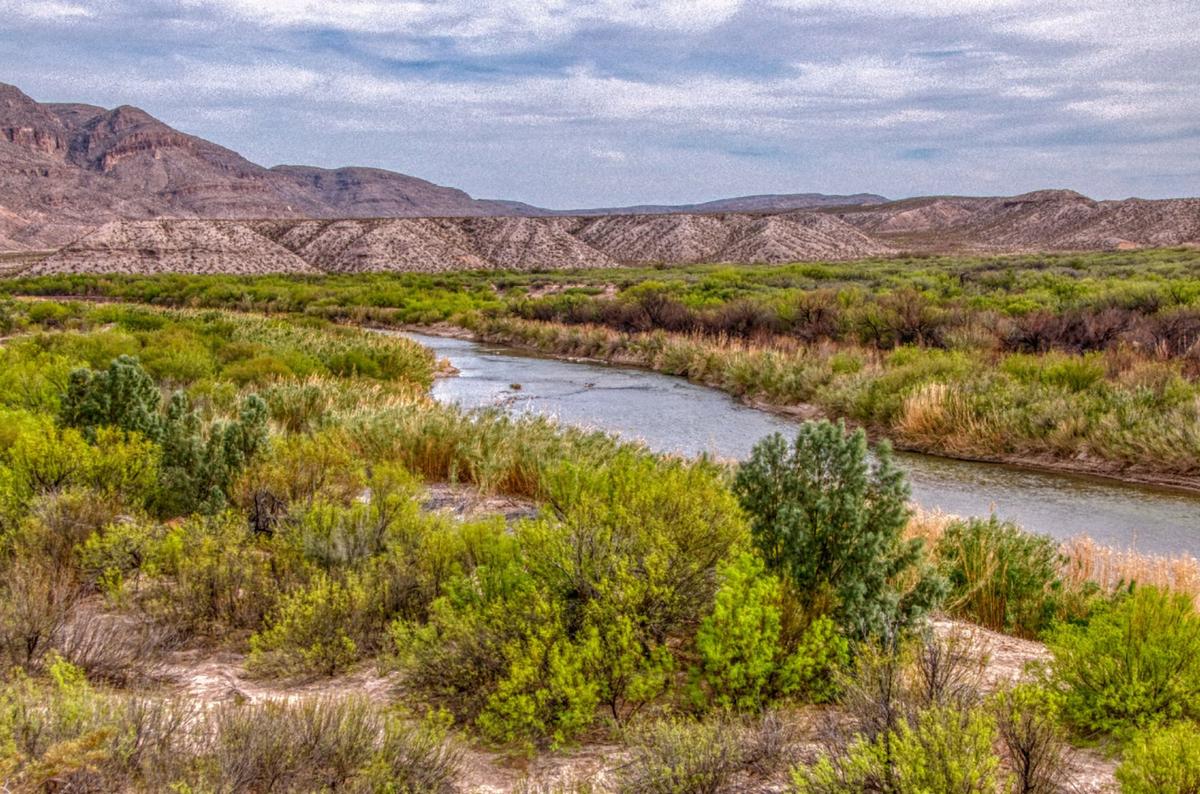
[[733, 420, 944, 639]]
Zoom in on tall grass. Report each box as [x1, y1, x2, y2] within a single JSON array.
[[909, 508, 1200, 613]]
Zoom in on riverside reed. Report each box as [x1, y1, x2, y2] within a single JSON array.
[[2, 298, 1200, 791], [6, 246, 1200, 481]]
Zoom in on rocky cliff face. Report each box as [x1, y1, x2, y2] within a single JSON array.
[[0, 82, 519, 249], [0, 81, 893, 252]]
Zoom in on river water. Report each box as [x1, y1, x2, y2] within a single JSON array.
[[403, 332, 1200, 556]]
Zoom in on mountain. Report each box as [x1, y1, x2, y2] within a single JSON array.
[[2, 80, 1198, 272], [26, 211, 893, 276], [0, 81, 883, 251], [558, 193, 889, 215], [0, 82, 549, 250], [831, 190, 1200, 252]]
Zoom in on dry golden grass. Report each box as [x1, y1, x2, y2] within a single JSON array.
[[907, 507, 1200, 608], [1059, 535, 1200, 605]]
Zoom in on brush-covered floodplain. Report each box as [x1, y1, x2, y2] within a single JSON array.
[[9, 246, 1200, 484], [1, 251, 1199, 791]]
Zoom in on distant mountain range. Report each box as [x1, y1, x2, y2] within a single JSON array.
[[0, 81, 884, 249], [2, 80, 1198, 274]]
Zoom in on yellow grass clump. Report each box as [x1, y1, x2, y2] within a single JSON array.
[[907, 507, 1200, 609]]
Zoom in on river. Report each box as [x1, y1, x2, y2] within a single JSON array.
[[403, 332, 1200, 556]]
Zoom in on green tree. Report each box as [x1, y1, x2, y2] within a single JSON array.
[[58, 355, 162, 441], [733, 420, 944, 639], [155, 391, 268, 516]]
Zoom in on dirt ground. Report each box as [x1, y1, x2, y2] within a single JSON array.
[[155, 602, 1117, 792]]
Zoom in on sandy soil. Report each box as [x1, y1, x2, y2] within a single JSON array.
[[152, 580, 1118, 792]]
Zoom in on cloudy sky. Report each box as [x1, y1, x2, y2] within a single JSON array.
[[2, 0, 1197, 206]]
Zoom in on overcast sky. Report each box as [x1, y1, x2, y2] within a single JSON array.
[[2, 0, 1197, 206]]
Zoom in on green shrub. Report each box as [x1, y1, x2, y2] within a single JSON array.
[[222, 353, 293, 385], [249, 572, 372, 677], [694, 553, 847, 712], [473, 593, 601, 749], [283, 464, 422, 571], [395, 526, 603, 748], [4, 419, 94, 496], [0, 556, 82, 670], [791, 705, 1003, 794], [1047, 586, 1200, 738], [936, 515, 1063, 637], [58, 355, 163, 441], [77, 519, 162, 596], [134, 326, 217, 385], [356, 712, 463, 794], [234, 428, 365, 515], [0, 298, 21, 335], [24, 300, 70, 327], [84, 427, 160, 505], [203, 697, 454, 792], [0, 655, 188, 790], [142, 512, 278, 635], [991, 683, 1074, 794], [520, 453, 745, 722], [1116, 722, 1200, 794], [733, 420, 945, 639], [888, 705, 1003, 793]]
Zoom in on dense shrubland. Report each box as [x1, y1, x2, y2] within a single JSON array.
[[2, 297, 1200, 791], [7, 248, 1198, 478]]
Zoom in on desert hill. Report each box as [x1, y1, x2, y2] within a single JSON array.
[[833, 190, 1200, 252], [24, 211, 893, 276], [2, 80, 1199, 274]]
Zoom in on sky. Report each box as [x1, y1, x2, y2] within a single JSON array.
[[1, 0, 1197, 207]]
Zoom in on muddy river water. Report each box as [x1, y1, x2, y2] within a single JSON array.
[[403, 331, 1200, 556]]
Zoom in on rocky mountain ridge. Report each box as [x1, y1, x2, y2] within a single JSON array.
[[2, 81, 1198, 274], [0, 81, 884, 253]]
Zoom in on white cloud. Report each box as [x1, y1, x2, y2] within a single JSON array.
[[0, 0, 93, 20], [189, 0, 743, 44], [787, 56, 943, 100], [589, 147, 627, 162], [866, 108, 947, 127], [768, 0, 1028, 17], [3, 0, 1198, 202]]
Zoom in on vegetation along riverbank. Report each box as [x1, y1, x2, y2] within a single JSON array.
[[6, 246, 1200, 489], [0, 296, 1199, 791]]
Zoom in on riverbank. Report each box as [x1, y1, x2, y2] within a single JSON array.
[[7, 255, 1200, 491], [0, 297, 1191, 792], [393, 318, 1200, 496], [8, 292, 1199, 495]]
